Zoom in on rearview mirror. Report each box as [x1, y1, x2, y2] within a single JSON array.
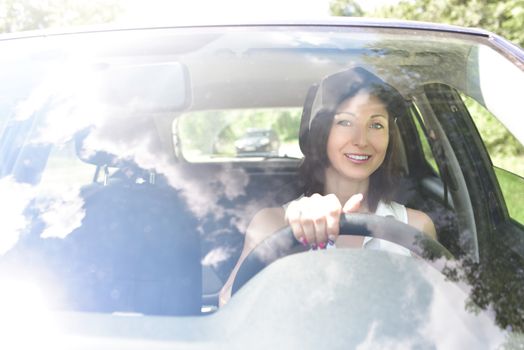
[[95, 62, 191, 113]]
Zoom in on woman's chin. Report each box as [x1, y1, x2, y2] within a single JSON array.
[[327, 164, 379, 183], [338, 170, 375, 182]]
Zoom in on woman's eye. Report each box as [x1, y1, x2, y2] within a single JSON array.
[[336, 120, 352, 127], [370, 122, 384, 129]]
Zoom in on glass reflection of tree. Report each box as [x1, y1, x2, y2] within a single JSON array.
[[442, 242, 524, 333]]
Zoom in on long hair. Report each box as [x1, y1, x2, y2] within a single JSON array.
[[299, 71, 406, 212]]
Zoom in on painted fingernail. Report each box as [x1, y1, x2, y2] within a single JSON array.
[[328, 235, 336, 245], [300, 237, 308, 246], [318, 242, 326, 249], [311, 243, 318, 250]]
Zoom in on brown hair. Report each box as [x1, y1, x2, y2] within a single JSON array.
[[298, 72, 406, 212]]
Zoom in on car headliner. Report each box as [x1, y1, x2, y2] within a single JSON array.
[[2, 19, 521, 113]]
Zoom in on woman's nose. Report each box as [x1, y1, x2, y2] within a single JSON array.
[[350, 126, 368, 147]]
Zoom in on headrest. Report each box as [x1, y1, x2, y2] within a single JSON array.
[[298, 83, 319, 155]]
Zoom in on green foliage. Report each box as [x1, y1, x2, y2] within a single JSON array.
[[463, 95, 524, 224], [271, 110, 302, 142], [462, 95, 523, 159], [495, 167, 524, 224], [330, 0, 364, 16], [335, 0, 524, 48], [0, 0, 122, 33]]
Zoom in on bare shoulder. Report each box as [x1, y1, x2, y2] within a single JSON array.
[[245, 207, 287, 249], [406, 208, 437, 240]]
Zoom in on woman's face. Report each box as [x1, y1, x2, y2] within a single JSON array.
[[326, 91, 390, 182]]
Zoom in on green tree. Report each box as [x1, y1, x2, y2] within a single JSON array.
[[0, 0, 122, 33], [331, 0, 524, 48], [270, 110, 301, 142], [330, 0, 364, 16]]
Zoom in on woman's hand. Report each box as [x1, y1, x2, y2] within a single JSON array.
[[285, 193, 363, 249]]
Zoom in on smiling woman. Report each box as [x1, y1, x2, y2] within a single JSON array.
[[220, 66, 437, 304], [328, 93, 390, 183]]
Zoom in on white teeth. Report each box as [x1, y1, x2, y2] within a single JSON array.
[[346, 154, 370, 160]]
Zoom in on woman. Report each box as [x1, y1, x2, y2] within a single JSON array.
[[219, 67, 436, 306]]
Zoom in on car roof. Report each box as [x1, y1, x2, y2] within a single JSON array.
[[2, 17, 520, 62], [0, 17, 498, 41]]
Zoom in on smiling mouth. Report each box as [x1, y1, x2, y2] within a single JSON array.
[[344, 153, 372, 163]]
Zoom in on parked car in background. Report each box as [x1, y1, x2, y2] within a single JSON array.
[[0, 18, 523, 349], [234, 128, 280, 156]]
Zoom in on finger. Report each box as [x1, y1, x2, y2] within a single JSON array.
[[343, 193, 363, 213], [324, 194, 342, 246], [300, 194, 325, 249], [312, 215, 327, 249], [301, 218, 317, 249], [289, 197, 317, 247], [285, 201, 306, 245], [305, 194, 328, 249]]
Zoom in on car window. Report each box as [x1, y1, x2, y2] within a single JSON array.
[[176, 108, 303, 161], [461, 93, 524, 225]]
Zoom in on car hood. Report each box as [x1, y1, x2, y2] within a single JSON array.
[[8, 250, 512, 349]]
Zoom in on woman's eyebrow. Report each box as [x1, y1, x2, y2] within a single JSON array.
[[335, 112, 388, 119], [371, 114, 388, 119], [334, 111, 356, 117]]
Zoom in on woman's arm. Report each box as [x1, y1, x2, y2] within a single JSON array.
[[406, 208, 437, 240], [219, 207, 287, 306]]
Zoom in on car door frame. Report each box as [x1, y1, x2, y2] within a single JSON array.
[[421, 82, 524, 261]]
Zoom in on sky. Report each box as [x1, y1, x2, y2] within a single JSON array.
[[118, 0, 400, 25]]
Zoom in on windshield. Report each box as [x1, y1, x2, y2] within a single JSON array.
[[0, 25, 523, 347]]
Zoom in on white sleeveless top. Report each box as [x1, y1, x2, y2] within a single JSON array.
[[360, 200, 411, 256]]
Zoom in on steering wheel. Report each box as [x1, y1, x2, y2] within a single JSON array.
[[231, 213, 454, 295]]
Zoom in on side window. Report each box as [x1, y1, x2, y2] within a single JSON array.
[[461, 94, 524, 225], [410, 105, 440, 175]]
